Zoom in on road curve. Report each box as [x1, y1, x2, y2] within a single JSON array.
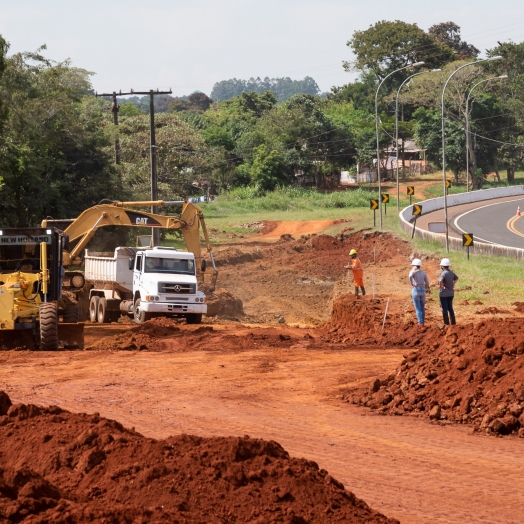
[[453, 197, 524, 247]]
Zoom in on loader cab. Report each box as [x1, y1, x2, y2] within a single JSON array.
[[0, 227, 65, 301]]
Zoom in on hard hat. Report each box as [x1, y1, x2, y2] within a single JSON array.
[[349, 249, 357, 255], [440, 258, 451, 267], [412, 258, 422, 267]]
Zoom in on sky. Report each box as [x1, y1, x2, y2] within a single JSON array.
[[1, 0, 524, 98]]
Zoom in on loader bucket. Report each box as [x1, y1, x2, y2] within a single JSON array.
[[58, 323, 85, 350], [0, 330, 37, 351]]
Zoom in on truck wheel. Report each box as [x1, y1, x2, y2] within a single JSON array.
[[89, 296, 100, 322], [97, 298, 111, 324], [134, 299, 151, 324], [186, 313, 202, 325], [40, 302, 59, 350], [63, 305, 81, 323]]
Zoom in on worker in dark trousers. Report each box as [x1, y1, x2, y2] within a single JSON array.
[[438, 257, 458, 327]]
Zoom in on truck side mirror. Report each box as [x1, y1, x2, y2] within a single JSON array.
[[201, 259, 207, 272], [129, 257, 134, 270]]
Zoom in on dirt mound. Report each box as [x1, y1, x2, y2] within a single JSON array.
[[0, 393, 398, 524], [513, 302, 524, 313], [206, 288, 244, 318], [324, 293, 439, 348], [475, 307, 511, 315], [343, 319, 524, 437], [214, 247, 263, 266]]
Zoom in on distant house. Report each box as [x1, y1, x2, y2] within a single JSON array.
[[383, 140, 430, 176]]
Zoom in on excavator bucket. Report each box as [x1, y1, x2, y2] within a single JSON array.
[[0, 323, 84, 351], [58, 323, 85, 350]]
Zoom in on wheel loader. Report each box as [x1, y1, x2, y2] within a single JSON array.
[[0, 227, 84, 350]]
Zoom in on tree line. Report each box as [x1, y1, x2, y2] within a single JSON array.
[[0, 20, 523, 227]]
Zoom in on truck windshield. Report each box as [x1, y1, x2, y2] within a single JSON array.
[[144, 257, 195, 275]]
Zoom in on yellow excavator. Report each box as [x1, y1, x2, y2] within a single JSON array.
[[41, 199, 218, 292], [0, 227, 84, 350]]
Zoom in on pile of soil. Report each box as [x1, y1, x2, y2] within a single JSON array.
[[0, 393, 398, 523], [323, 293, 439, 348], [206, 288, 244, 319], [476, 307, 511, 315], [343, 319, 524, 437], [214, 247, 263, 267], [513, 302, 524, 313], [88, 321, 302, 353]]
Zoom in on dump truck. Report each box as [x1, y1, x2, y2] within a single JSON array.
[[85, 246, 207, 324], [0, 227, 84, 350]]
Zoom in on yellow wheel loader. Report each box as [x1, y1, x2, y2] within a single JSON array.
[[0, 227, 84, 350]]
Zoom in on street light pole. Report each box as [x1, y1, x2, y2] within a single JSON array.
[[465, 75, 507, 192], [375, 62, 424, 228], [395, 69, 441, 210], [441, 56, 503, 252]]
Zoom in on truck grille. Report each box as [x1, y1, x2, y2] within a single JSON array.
[[158, 282, 196, 294]]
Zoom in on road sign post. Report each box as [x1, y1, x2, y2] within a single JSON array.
[[407, 186, 414, 206], [412, 204, 422, 239], [445, 179, 452, 196], [381, 193, 389, 215], [462, 233, 474, 260], [370, 199, 378, 227]]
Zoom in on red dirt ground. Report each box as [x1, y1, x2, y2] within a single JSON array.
[[2, 223, 524, 523]]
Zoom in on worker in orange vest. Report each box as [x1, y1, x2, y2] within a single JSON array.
[[344, 249, 365, 297]]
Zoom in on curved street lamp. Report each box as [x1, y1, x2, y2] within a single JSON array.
[[441, 56, 503, 252], [375, 61, 424, 228], [395, 69, 441, 209], [465, 74, 508, 192]]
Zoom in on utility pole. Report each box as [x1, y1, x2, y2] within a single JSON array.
[[130, 89, 172, 246], [96, 90, 132, 164], [96, 88, 172, 246]]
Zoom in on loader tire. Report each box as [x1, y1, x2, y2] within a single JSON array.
[[134, 299, 151, 324], [186, 313, 202, 325], [97, 298, 111, 324], [40, 302, 59, 351], [89, 296, 100, 323], [63, 305, 81, 323]]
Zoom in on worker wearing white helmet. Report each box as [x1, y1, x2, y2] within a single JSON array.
[[438, 258, 458, 327], [408, 258, 430, 325]]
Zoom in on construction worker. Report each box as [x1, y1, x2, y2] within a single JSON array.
[[438, 258, 458, 327], [344, 249, 365, 297], [408, 258, 430, 325]]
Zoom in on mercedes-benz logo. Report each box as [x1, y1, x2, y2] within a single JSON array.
[[174, 285, 181, 293]]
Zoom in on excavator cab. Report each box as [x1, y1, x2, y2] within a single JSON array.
[[0, 227, 84, 350]]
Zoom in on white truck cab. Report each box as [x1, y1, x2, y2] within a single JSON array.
[[133, 246, 206, 324], [85, 246, 207, 325]]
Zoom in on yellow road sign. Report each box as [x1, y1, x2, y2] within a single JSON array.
[[407, 186, 414, 196], [412, 204, 422, 216], [370, 199, 379, 210], [446, 180, 452, 189], [381, 193, 389, 204], [462, 233, 474, 246]]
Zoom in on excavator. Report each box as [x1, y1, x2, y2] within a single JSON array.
[[41, 199, 218, 293]]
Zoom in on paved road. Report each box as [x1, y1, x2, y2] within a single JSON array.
[[453, 197, 524, 247]]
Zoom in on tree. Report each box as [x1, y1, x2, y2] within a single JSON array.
[[188, 92, 213, 112], [210, 76, 320, 103], [428, 22, 479, 58], [347, 21, 454, 82], [0, 46, 119, 226]]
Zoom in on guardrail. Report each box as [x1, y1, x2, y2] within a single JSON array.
[[399, 186, 524, 259]]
